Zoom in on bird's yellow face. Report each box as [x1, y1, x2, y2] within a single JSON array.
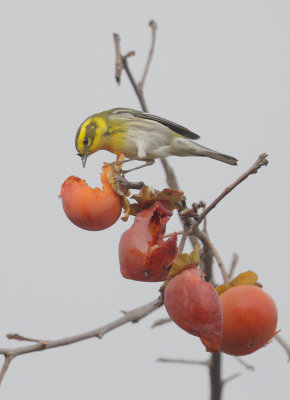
[[75, 116, 108, 167]]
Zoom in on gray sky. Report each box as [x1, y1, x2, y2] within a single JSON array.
[[0, 0, 289, 399]]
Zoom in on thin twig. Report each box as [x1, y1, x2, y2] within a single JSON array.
[[199, 237, 214, 282], [163, 227, 229, 284], [194, 227, 230, 284], [113, 33, 123, 84], [275, 334, 290, 361], [122, 57, 148, 111], [177, 221, 192, 254], [0, 299, 159, 385], [222, 372, 242, 385], [203, 215, 208, 233], [235, 357, 255, 371], [151, 317, 171, 328], [139, 20, 157, 89], [114, 176, 145, 190], [164, 230, 182, 238], [6, 333, 43, 343], [160, 158, 179, 190], [0, 355, 14, 385], [157, 357, 211, 367], [229, 253, 239, 278], [198, 153, 269, 223]]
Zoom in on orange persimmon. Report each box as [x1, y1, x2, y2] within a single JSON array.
[[164, 265, 222, 352], [61, 165, 122, 231], [220, 285, 278, 356], [119, 201, 177, 282]]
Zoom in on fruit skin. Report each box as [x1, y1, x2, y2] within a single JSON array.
[[119, 201, 177, 282], [164, 266, 222, 352], [61, 166, 122, 231], [220, 285, 278, 356]]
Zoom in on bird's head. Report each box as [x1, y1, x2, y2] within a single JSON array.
[[75, 115, 108, 167]]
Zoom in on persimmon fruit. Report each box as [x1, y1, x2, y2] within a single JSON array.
[[220, 285, 278, 356], [119, 201, 177, 282], [61, 166, 122, 231], [164, 266, 222, 352]]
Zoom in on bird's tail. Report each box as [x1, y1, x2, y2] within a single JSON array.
[[197, 147, 238, 165], [171, 138, 238, 165]]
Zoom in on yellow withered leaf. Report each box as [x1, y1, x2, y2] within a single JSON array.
[[230, 270, 258, 287], [168, 245, 201, 279], [169, 254, 191, 278], [216, 283, 231, 295], [216, 270, 260, 295]]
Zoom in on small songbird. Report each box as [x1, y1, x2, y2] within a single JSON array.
[[75, 108, 238, 169]]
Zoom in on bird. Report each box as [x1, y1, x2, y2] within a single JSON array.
[[75, 108, 238, 171]]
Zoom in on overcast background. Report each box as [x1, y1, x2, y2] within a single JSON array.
[[0, 1, 289, 399]]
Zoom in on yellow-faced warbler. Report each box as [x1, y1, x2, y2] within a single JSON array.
[[75, 108, 238, 170]]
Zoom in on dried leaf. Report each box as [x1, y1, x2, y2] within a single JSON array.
[[132, 186, 184, 210], [216, 270, 259, 295], [128, 203, 142, 217], [230, 271, 258, 287], [169, 254, 191, 278], [167, 245, 200, 279], [121, 197, 131, 222], [216, 283, 231, 295]]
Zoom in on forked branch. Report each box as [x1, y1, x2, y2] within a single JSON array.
[[0, 299, 159, 384]]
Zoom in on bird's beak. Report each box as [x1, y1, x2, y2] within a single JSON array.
[[81, 152, 88, 168]]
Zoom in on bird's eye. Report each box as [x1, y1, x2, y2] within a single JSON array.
[[83, 137, 89, 146]]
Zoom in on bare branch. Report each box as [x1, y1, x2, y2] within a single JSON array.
[[229, 253, 239, 278], [235, 357, 255, 371], [7, 333, 42, 343], [0, 355, 14, 385], [195, 227, 230, 284], [160, 158, 179, 190], [0, 299, 159, 384], [177, 220, 193, 254], [222, 372, 242, 385], [123, 50, 135, 59], [113, 33, 123, 84], [157, 357, 211, 367], [122, 56, 148, 112], [275, 334, 290, 361], [164, 227, 229, 284], [198, 153, 269, 222], [209, 352, 222, 399], [163, 230, 182, 238], [151, 317, 171, 328], [113, 175, 145, 190], [139, 20, 157, 89]]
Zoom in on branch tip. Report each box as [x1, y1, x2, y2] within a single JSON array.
[[149, 20, 157, 31], [222, 372, 242, 385]]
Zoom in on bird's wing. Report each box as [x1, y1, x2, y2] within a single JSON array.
[[108, 108, 200, 140]]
